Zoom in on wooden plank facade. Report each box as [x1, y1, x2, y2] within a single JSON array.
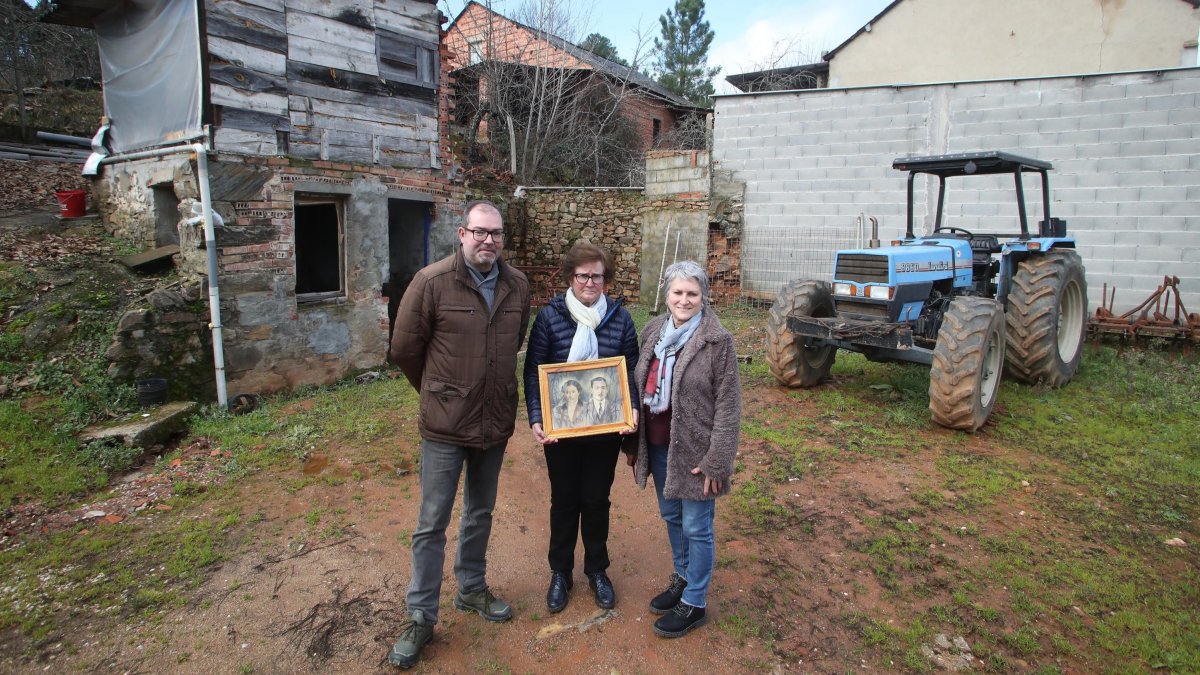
[[207, 0, 440, 167]]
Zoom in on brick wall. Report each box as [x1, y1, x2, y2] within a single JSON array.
[[712, 68, 1200, 309]]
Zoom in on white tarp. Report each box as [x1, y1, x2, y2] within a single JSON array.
[[95, 0, 203, 153]]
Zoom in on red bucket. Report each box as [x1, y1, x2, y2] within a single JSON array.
[[54, 189, 87, 217]]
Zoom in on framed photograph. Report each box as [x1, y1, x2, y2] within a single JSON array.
[[538, 355, 635, 440]]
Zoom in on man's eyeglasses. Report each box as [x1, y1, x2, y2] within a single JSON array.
[[465, 228, 505, 243], [572, 273, 604, 285]]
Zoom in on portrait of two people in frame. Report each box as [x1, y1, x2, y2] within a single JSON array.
[[537, 355, 635, 439]]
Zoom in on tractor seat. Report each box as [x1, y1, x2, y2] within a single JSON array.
[[968, 235, 1001, 266], [968, 235, 1001, 255]]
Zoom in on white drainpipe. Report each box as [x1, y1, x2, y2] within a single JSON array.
[[98, 135, 228, 408]]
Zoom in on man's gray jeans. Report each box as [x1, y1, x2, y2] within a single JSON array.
[[406, 438, 507, 623]]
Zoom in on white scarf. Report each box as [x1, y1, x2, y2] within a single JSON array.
[[565, 288, 606, 362], [645, 310, 702, 414]]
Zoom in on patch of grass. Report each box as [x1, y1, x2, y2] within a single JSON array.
[[727, 476, 788, 533], [0, 505, 240, 637], [0, 399, 103, 508], [934, 452, 1022, 511], [188, 376, 419, 473], [855, 513, 939, 593], [718, 611, 775, 642], [472, 658, 511, 673], [850, 613, 931, 672]]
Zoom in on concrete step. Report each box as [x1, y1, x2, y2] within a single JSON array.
[[80, 401, 200, 448]]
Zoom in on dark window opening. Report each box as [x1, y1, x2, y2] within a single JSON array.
[[152, 183, 180, 247], [652, 118, 662, 146], [295, 198, 344, 301]]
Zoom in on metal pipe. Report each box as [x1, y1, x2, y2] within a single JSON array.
[[510, 185, 643, 192], [905, 173, 916, 238], [36, 131, 92, 147], [98, 138, 228, 408], [652, 223, 671, 314], [1014, 167, 1029, 238], [193, 146, 229, 408]]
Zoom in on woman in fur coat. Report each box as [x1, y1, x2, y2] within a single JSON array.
[[631, 260, 742, 638]]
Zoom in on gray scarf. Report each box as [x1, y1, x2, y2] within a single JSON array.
[[645, 310, 702, 414]]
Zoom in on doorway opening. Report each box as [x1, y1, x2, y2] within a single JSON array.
[[384, 198, 432, 339]]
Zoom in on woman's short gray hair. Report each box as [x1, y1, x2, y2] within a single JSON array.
[[662, 260, 709, 304]]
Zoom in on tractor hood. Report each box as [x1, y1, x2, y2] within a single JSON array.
[[835, 238, 973, 287]]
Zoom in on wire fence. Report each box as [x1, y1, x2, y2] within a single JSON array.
[[708, 223, 866, 307]]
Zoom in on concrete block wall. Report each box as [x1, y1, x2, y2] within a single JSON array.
[[646, 150, 710, 197], [712, 68, 1200, 310]]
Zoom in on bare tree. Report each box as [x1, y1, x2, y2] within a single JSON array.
[[0, 0, 100, 140], [729, 35, 825, 93], [446, 0, 656, 186]]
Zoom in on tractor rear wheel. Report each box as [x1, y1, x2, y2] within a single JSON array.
[[766, 280, 837, 388], [1005, 250, 1087, 386], [929, 297, 1006, 431]]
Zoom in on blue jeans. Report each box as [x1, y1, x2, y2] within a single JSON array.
[[407, 439, 507, 623], [648, 443, 716, 608]]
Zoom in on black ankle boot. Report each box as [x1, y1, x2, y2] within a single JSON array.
[[648, 572, 687, 614], [653, 602, 706, 638], [546, 571, 571, 613]]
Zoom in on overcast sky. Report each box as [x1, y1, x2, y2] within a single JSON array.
[[439, 0, 894, 94]]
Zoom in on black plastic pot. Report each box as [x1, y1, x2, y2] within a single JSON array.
[[136, 378, 168, 407]]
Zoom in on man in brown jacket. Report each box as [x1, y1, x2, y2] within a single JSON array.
[[386, 200, 530, 669]]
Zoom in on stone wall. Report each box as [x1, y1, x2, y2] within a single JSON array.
[[506, 188, 646, 304], [494, 149, 746, 309], [106, 279, 215, 401]]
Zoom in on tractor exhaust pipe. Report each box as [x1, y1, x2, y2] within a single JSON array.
[[869, 216, 880, 248]]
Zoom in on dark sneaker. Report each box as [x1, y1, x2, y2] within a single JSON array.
[[454, 587, 513, 622], [388, 609, 434, 669], [547, 571, 572, 613], [587, 571, 615, 609], [653, 602, 706, 638], [648, 573, 687, 615]]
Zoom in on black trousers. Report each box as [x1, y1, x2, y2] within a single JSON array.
[[543, 434, 621, 574]]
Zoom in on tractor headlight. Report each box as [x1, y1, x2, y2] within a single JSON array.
[[833, 282, 853, 296], [867, 285, 894, 300]]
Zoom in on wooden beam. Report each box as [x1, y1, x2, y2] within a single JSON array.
[[208, 36, 286, 75], [210, 63, 288, 95], [286, 61, 436, 104]]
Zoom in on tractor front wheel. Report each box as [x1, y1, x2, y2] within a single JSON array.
[[929, 297, 1006, 431], [766, 280, 837, 388], [1005, 250, 1088, 386]]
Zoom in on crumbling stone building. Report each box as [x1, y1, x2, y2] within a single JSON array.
[[42, 0, 468, 399]]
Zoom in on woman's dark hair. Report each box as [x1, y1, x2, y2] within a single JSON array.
[[560, 379, 583, 396], [560, 241, 615, 285]]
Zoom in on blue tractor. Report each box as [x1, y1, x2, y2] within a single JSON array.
[[765, 151, 1088, 431]]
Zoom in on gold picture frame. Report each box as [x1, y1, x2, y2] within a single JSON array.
[[538, 356, 635, 440]]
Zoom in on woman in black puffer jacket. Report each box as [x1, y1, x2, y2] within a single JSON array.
[[523, 241, 639, 614]]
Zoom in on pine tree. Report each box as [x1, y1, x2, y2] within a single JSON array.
[[653, 0, 719, 106], [580, 33, 628, 66]]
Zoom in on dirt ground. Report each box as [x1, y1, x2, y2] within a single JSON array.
[[2, 381, 1031, 675]]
